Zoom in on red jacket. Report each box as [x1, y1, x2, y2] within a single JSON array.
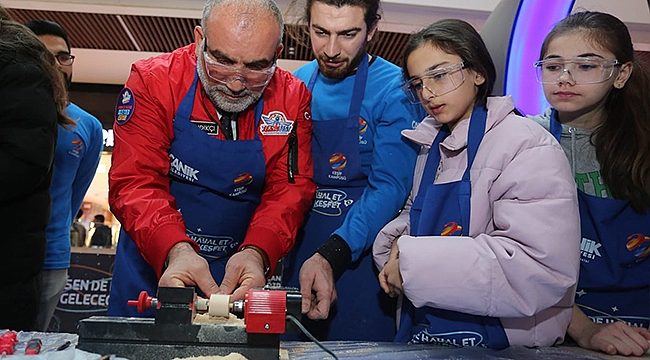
[[109, 44, 315, 277]]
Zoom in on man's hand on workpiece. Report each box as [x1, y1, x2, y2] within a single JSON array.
[[298, 253, 337, 320], [159, 242, 220, 296], [218, 248, 267, 301]]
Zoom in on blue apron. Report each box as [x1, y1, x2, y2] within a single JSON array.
[[395, 106, 510, 349], [282, 56, 396, 341], [550, 111, 649, 329], [108, 72, 266, 317]]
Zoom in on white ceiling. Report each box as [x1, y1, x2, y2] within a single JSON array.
[[6, 0, 649, 85]]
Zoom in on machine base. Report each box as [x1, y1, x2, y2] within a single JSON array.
[[77, 316, 280, 360]]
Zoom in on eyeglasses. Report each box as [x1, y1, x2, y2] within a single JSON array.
[[202, 40, 276, 88], [533, 57, 620, 85], [54, 53, 75, 66], [402, 62, 466, 104]]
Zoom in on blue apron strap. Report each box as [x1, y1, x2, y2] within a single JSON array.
[[549, 109, 562, 142], [458, 105, 488, 235], [462, 105, 488, 182], [347, 54, 368, 120], [416, 126, 450, 197], [253, 97, 264, 140], [177, 70, 200, 122]]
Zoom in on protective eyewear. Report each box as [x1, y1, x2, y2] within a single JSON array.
[[534, 57, 620, 85], [203, 40, 276, 88], [55, 53, 75, 66], [402, 62, 465, 104]]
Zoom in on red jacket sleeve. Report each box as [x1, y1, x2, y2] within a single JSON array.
[[109, 59, 197, 277], [240, 70, 315, 274]]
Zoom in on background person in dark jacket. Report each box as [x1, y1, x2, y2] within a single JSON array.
[[0, 5, 73, 331], [90, 214, 112, 248]]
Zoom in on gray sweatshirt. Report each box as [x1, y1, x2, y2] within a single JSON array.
[[529, 108, 610, 198]]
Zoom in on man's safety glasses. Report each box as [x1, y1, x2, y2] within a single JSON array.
[[402, 62, 466, 104], [55, 53, 75, 66], [534, 57, 620, 85], [202, 40, 276, 88]]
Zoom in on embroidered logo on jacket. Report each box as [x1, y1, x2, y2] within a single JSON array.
[[115, 87, 135, 125], [260, 111, 294, 135], [68, 138, 83, 158], [169, 153, 199, 182]]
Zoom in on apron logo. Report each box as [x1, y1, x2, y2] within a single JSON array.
[[260, 111, 294, 136], [329, 153, 347, 171], [169, 153, 200, 182], [440, 222, 462, 236], [580, 237, 602, 262], [312, 189, 352, 216], [359, 118, 368, 145], [411, 330, 485, 347], [358, 118, 368, 134], [328, 153, 348, 181], [187, 230, 236, 259], [115, 87, 135, 125], [231, 173, 253, 197], [626, 233, 650, 259]]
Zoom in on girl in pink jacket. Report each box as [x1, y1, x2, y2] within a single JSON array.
[[373, 19, 580, 349]]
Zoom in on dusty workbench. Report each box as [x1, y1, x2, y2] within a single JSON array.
[[283, 341, 650, 360], [2, 331, 648, 359]]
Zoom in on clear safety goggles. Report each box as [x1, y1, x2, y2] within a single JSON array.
[[402, 62, 465, 104], [55, 53, 75, 66], [202, 40, 276, 88], [533, 57, 620, 85]]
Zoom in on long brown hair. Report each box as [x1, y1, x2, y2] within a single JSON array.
[[0, 6, 74, 128], [540, 11, 650, 212]]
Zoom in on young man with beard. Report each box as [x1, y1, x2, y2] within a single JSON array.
[[25, 19, 104, 331], [282, 0, 424, 341], [107, 0, 315, 317]]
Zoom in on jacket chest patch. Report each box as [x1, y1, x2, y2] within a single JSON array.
[[260, 111, 293, 136]]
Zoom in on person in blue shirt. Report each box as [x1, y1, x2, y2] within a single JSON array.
[[282, 0, 424, 341], [26, 19, 104, 332]]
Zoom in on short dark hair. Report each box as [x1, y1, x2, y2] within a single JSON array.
[[25, 19, 71, 52], [303, 0, 381, 32], [401, 19, 496, 106], [94, 214, 105, 223]]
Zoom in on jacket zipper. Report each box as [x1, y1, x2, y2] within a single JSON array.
[[287, 121, 298, 183]]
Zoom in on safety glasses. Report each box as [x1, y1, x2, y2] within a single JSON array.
[[402, 62, 466, 104], [534, 57, 620, 85], [202, 40, 276, 88]]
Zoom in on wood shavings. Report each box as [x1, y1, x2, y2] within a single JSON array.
[[172, 353, 248, 360], [192, 312, 244, 326]]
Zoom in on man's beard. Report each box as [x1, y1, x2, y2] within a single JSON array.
[[197, 56, 263, 113], [317, 41, 369, 80]]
